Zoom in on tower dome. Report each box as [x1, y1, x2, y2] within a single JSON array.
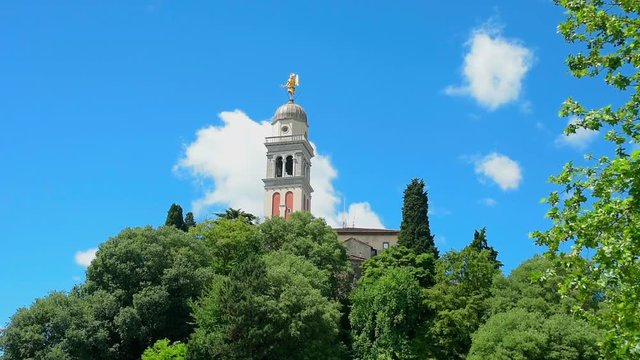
[[273, 100, 307, 123]]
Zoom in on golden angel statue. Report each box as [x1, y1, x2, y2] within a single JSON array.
[[284, 73, 299, 100]]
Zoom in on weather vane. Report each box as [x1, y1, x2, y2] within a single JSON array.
[[283, 73, 299, 101]]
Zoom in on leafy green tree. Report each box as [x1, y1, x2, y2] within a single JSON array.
[[184, 212, 196, 230], [361, 245, 436, 288], [142, 339, 186, 360], [350, 268, 425, 360], [165, 203, 186, 231], [397, 178, 438, 257], [191, 218, 262, 275], [0, 291, 117, 360], [532, 1, 640, 356], [188, 252, 343, 360], [487, 255, 598, 318], [84, 226, 215, 359], [468, 309, 603, 360], [259, 212, 351, 300], [469, 227, 501, 269], [422, 246, 501, 359], [215, 208, 257, 224]]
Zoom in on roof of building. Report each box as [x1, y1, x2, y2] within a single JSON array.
[[343, 237, 374, 248], [273, 100, 307, 123], [335, 227, 400, 235]]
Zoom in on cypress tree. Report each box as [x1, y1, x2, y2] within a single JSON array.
[[398, 178, 438, 257], [184, 212, 196, 230], [469, 227, 501, 269], [165, 203, 186, 231]]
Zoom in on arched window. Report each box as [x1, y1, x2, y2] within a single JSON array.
[[272, 192, 281, 217], [275, 157, 283, 178], [285, 191, 294, 220], [285, 156, 293, 176]]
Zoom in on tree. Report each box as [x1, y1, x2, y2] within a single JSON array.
[[184, 212, 196, 230], [190, 218, 262, 275], [350, 268, 425, 360], [361, 245, 436, 288], [397, 178, 438, 257], [165, 203, 186, 231], [188, 252, 344, 360], [532, 1, 640, 357], [486, 255, 599, 318], [0, 291, 117, 360], [84, 226, 215, 359], [142, 339, 186, 360], [215, 208, 257, 224], [469, 227, 501, 269], [468, 309, 603, 360], [259, 212, 352, 301], [422, 246, 501, 359]]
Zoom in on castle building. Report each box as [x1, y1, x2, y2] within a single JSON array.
[[263, 74, 398, 275]]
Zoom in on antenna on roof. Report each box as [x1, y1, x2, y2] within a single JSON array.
[[342, 196, 347, 228]]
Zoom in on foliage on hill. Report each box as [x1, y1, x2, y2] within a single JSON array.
[[188, 252, 344, 360], [468, 309, 602, 360], [0, 226, 215, 360], [142, 339, 187, 360]]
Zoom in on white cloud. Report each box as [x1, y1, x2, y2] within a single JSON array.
[[480, 197, 497, 207], [475, 152, 522, 190], [74, 248, 97, 267], [337, 202, 384, 229], [446, 24, 533, 110], [175, 110, 384, 228], [555, 117, 599, 150]]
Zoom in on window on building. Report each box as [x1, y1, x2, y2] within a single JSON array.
[[285, 191, 294, 220], [272, 192, 281, 217], [275, 157, 283, 177], [285, 155, 293, 176], [383, 242, 389, 250]]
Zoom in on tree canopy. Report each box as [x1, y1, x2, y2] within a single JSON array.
[[188, 252, 344, 360], [350, 267, 425, 360], [468, 309, 602, 360]]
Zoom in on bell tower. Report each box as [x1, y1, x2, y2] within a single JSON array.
[[263, 74, 314, 219]]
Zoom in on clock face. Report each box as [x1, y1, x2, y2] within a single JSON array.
[[281, 125, 289, 133]]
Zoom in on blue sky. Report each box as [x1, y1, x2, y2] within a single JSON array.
[[0, 1, 623, 325]]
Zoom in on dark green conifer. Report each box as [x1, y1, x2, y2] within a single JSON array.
[[469, 227, 501, 269], [397, 178, 438, 257], [165, 203, 186, 231], [184, 212, 196, 230]]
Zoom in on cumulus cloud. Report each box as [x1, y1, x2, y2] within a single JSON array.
[[475, 152, 522, 190], [337, 202, 384, 229], [555, 117, 599, 150], [446, 24, 533, 110], [74, 248, 97, 267], [175, 110, 384, 228]]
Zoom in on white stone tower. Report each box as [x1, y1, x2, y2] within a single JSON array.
[[263, 74, 313, 219]]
